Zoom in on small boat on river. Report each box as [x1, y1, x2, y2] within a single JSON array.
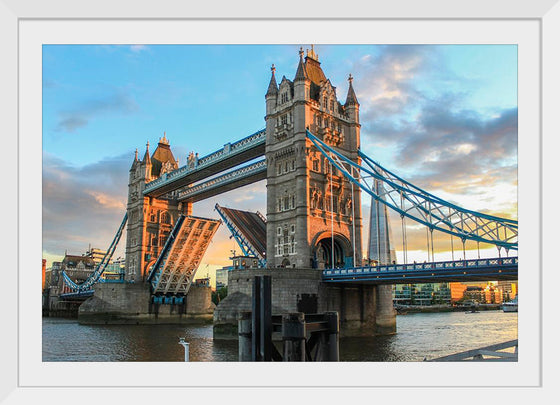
[[502, 296, 518, 312]]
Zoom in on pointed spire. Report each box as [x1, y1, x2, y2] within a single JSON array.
[[143, 140, 151, 164], [306, 44, 319, 61], [266, 64, 278, 97], [294, 47, 308, 81], [130, 148, 139, 170], [345, 74, 359, 106], [159, 131, 169, 145]]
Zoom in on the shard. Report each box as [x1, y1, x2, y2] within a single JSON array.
[[367, 182, 397, 265]]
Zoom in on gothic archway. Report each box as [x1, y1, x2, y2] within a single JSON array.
[[313, 233, 352, 269]]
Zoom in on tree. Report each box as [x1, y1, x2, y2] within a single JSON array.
[[212, 286, 228, 305]]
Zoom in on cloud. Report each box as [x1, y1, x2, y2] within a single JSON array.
[[398, 106, 518, 193], [42, 151, 131, 260], [55, 88, 139, 133], [346, 46, 517, 219], [42, 149, 268, 266]]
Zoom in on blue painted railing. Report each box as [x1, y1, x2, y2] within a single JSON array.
[[322, 257, 518, 282]]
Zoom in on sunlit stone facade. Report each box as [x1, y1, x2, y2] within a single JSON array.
[[125, 135, 192, 282], [265, 47, 363, 269]]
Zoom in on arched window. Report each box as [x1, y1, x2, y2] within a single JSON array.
[[160, 211, 171, 225]]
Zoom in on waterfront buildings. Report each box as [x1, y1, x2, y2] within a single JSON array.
[[393, 281, 515, 306], [393, 283, 452, 306]]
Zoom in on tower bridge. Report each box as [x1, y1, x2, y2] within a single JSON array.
[[58, 46, 517, 336]]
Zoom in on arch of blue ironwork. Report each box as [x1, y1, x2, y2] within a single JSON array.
[[306, 130, 517, 251], [61, 213, 128, 293]]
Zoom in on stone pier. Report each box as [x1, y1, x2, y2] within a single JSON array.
[[78, 282, 215, 325], [213, 268, 396, 339]]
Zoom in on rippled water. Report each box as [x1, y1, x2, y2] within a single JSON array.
[[43, 310, 517, 362]]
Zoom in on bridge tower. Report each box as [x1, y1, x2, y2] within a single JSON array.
[[125, 134, 192, 283], [265, 46, 363, 269]]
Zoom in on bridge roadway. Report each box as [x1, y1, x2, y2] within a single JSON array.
[[322, 257, 518, 285], [144, 129, 265, 198], [59, 257, 517, 301]]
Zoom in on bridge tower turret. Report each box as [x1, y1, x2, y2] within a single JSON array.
[[125, 135, 190, 283], [265, 64, 278, 115], [265, 46, 363, 269]]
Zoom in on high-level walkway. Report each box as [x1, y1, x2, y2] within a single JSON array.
[[143, 129, 265, 198]]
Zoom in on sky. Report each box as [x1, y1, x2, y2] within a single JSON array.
[[42, 44, 518, 285]]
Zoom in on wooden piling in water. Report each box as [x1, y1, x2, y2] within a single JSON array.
[[238, 311, 252, 361], [282, 312, 306, 361], [325, 311, 340, 361]]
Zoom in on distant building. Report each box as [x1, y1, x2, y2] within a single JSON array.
[[45, 261, 62, 288], [450, 282, 468, 303], [463, 283, 503, 304], [215, 266, 231, 291], [393, 283, 451, 306], [42, 259, 46, 290], [85, 246, 108, 264], [497, 280, 517, 301], [60, 254, 96, 285]]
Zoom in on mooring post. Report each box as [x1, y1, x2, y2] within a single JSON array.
[[325, 311, 340, 361], [282, 312, 306, 361], [259, 275, 272, 361], [251, 276, 261, 361], [178, 338, 190, 362], [238, 311, 252, 361]]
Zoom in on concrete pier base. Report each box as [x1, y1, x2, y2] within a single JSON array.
[[213, 268, 396, 339], [78, 282, 215, 325], [374, 285, 397, 335]]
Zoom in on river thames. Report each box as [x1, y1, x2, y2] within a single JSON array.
[[42, 310, 517, 362]]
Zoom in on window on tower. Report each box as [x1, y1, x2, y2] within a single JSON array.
[[312, 159, 319, 172], [161, 211, 170, 225]]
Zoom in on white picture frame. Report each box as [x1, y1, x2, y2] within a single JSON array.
[[2, 0, 558, 402]]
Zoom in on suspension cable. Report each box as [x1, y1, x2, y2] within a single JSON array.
[[449, 207, 454, 261], [330, 162, 334, 269], [400, 190, 407, 264], [430, 228, 435, 263], [451, 233, 455, 261], [376, 180, 381, 264], [426, 227, 430, 262]]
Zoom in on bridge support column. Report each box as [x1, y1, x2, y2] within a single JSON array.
[[374, 285, 397, 335]]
